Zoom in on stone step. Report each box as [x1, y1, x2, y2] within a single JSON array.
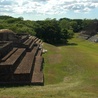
[[25, 37, 34, 46], [0, 48, 26, 73], [33, 56, 43, 72], [28, 38, 41, 52], [13, 45, 39, 82], [20, 35, 29, 43], [40, 40, 43, 44], [23, 36, 37, 51], [23, 36, 35, 46], [31, 56, 44, 85], [28, 38, 40, 51], [37, 50, 42, 56], [31, 72, 44, 85], [35, 39, 41, 44], [0, 48, 26, 81], [33, 38, 39, 45], [28, 41, 34, 51], [23, 36, 32, 45], [0, 48, 18, 62], [0, 41, 13, 59]]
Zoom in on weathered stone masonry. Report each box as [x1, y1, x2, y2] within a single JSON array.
[[0, 29, 44, 85]]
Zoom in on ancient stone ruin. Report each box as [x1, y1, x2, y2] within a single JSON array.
[[79, 21, 98, 41], [0, 29, 44, 85]]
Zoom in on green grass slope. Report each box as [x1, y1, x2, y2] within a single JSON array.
[[0, 34, 98, 98]]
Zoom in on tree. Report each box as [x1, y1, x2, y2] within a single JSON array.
[[72, 19, 83, 32], [35, 19, 74, 44], [82, 19, 92, 30], [70, 21, 78, 32], [60, 29, 74, 43], [35, 19, 61, 44], [59, 19, 70, 30]]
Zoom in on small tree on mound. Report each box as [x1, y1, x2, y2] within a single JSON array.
[[60, 29, 74, 43]]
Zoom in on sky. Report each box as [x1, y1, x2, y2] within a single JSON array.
[[0, 0, 98, 20]]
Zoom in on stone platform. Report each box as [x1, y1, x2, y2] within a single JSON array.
[[0, 30, 44, 85]]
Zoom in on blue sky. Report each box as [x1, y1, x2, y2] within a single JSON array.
[[0, 0, 98, 20]]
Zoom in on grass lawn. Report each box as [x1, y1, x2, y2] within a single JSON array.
[[0, 34, 98, 98]]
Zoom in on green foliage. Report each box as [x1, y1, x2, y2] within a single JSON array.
[[35, 19, 62, 44], [0, 16, 36, 36], [0, 24, 4, 29], [35, 19, 74, 44], [70, 21, 78, 32], [74, 19, 83, 31], [0, 15, 96, 44], [82, 19, 93, 30], [60, 29, 69, 43], [59, 19, 70, 30]]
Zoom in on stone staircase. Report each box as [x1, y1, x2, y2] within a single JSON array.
[[0, 36, 44, 85]]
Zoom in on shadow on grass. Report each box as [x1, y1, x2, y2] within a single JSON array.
[[0, 79, 44, 88], [0, 83, 44, 88], [54, 43, 78, 47], [67, 43, 78, 46]]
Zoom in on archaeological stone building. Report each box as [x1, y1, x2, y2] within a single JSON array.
[[0, 29, 44, 85]]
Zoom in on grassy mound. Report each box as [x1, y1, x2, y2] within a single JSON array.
[[0, 34, 98, 98]]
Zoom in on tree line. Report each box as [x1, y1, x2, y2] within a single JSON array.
[[0, 15, 96, 44]]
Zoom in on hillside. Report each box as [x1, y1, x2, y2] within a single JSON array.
[[0, 34, 98, 98]]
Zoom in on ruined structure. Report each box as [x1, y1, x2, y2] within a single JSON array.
[[0, 29, 44, 85], [79, 21, 98, 40]]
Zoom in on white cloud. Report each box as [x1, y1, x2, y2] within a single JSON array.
[[0, 0, 98, 15]]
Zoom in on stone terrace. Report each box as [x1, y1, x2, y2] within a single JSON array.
[[0, 30, 44, 85]]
